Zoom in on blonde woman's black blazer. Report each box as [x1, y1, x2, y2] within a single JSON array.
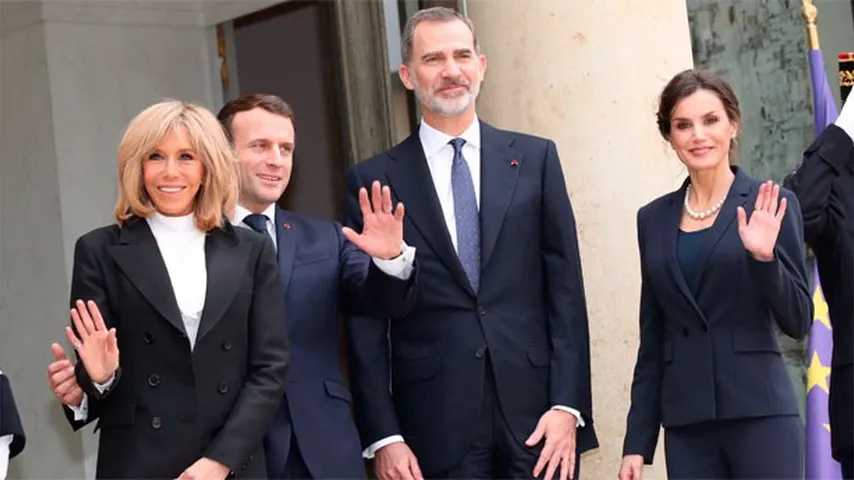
[[64, 216, 289, 479]]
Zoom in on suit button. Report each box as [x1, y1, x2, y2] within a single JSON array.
[[475, 346, 487, 359], [681, 327, 689, 337], [147, 374, 160, 387], [218, 382, 229, 394], [701, 324, 709, 332], [143, 332, 154, 345], [177, 331, 187, 339], [478, 308, 487, 317], [240, 463, 248, 471], [222, 341, 232, 352], [151, 416, 162, 430]]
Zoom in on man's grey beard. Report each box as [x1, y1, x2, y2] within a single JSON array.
[[413, 78, 480, 117]]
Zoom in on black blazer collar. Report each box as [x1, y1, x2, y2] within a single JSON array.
[[109, 216, 186, 336], [109, 216, 245, 343]]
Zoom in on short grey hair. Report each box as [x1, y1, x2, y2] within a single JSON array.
[[401, 7, 479, 65]]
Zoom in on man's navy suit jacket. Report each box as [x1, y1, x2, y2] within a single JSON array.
[[263, 207, 416, 479], [786, 124, 854, 462], [344, 122, 598, 474]]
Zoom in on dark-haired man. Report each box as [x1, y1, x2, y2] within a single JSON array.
[[345, 7, 597, 480]]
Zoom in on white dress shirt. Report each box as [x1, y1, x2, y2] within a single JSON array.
[[70, 213, 207, 421], [233, 204, 416, 280], [363, 118, 583, 459]]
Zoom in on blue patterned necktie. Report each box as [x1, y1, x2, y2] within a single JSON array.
[[449, 138, 480, 292]]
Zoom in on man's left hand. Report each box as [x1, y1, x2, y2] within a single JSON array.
[[525, 409, 578, 480], [342, 181, 405, 260], [177, 457, 230, 480]]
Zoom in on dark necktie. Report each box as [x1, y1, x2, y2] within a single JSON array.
[[449, 138, 480, 292], [243, 213, 269, 234]]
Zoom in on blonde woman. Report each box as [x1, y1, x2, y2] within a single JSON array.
[[46, 101, 288, 479]]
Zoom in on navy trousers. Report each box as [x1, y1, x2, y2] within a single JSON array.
[[435, 359, 581, 479], [664, 415, 803, 479]]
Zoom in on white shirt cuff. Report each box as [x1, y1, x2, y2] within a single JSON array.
[[0, 434, 11, 479], [362, 435, 405, 459], [371, 243, 416, 280], [834, 94, 854, 140], [551, 405, 585, 428], [69, 394, 89, 422], [94, 374, 115, 394]]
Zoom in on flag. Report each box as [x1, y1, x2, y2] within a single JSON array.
[[805, 47, 843, 480]]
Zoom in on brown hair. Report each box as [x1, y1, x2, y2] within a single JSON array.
[[217, 93, 295, 141], [657, 69, 741, 141], [114, 100, 238, 231], [401, 7, 479, 65]]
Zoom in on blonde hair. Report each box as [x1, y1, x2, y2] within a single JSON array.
[[113, 100, 238, 231]]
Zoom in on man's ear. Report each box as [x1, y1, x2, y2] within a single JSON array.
[[399, 63, 415, 91]]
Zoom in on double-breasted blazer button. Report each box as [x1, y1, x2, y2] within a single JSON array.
[[222, 341, 232, 352], [217, 382, 229, 394], [143, 332, 154, 344], [475, 346, 487, 359], [147, 374, 160, 387], [681, 327, 690, 337], [478, 308, 487, 317], [151, 416, 162, 430]]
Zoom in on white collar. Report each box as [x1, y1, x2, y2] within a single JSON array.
[[418, 116, 481, 159]]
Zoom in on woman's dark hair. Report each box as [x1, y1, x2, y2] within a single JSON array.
[[656, 69, 741, 141]]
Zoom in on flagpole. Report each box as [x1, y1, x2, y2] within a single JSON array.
[[802, 0, 820, 50]]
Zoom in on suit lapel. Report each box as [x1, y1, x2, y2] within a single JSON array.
[[385, 131, 475, 297], [275, 206, 297, 295], [107, 217, 186, 336], [197, 223, 248, 341], [693, 167, 752, 286], [479, 123, 521, 270], [663, 183, 706, 321]]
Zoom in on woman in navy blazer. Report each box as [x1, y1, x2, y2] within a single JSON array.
[[619, 70, 812, 480]]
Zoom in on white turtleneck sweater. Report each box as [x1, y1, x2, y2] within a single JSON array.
[[71, 212, 207, 421], [145, 212, 207, 349]]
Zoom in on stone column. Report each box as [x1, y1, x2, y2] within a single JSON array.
[[468, 1, 692, 478]]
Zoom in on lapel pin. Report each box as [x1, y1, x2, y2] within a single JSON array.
[[510, 159, 519, 167], [282, 223, 292, 230]]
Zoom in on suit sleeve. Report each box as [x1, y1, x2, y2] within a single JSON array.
[[204, 237, 289, 470], [622, 211, 665, 464], [540, 140, 594, 424], [337, 222, 418, 320], [342, 166, 403, 448], [65, 234, 118, 429], [785, 124, 853, 247], [745, 190, 813, 339], [0, 375, 25, 458]]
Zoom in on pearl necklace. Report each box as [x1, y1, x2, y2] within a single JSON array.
[[684, 184, 726, 220]]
